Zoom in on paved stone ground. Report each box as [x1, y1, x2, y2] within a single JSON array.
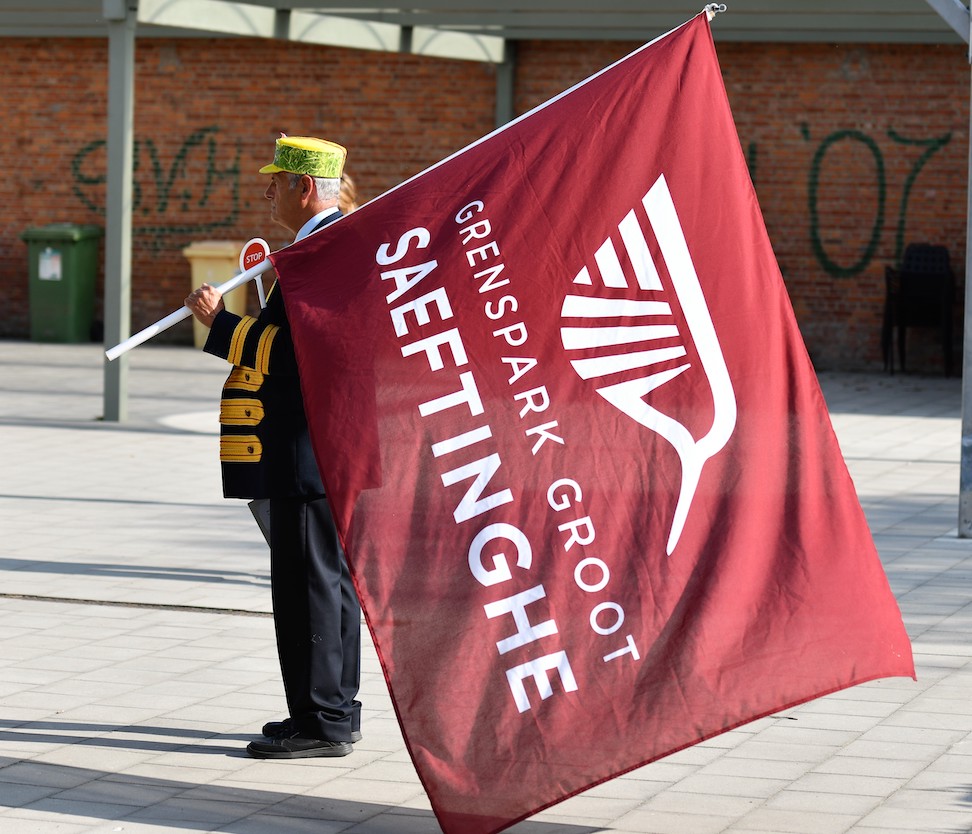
[[0, 340, 969, 833]]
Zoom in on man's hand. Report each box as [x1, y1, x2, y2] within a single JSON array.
[[185, 284, 225, 328]]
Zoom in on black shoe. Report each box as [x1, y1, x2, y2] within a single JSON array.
[[262, 718, 362, 743], [261, 718, 292, 737], [247, 731, 353, 759]]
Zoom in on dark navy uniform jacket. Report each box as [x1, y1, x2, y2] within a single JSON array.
[[203, 213, 338, 500]]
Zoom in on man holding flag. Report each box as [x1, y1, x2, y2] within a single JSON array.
[[263, 10, 914, 834], [185, 135, 362, 759], [98, 6, 915, 829]]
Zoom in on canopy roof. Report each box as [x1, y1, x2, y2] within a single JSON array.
[[1, 1, 964, 65]]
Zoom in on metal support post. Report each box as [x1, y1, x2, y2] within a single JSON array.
[[102, 0, 136, 421], [959, 12, 972, 535], [495, 40, 515, 129]]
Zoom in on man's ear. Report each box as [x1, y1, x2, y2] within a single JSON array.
[[299, 174, 314, 202]]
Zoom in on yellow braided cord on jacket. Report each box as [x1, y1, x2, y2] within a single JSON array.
[[220, 435, 262, 462], [255, 325, 280, 375], [228, 316, 258, 367], [225, 367, 264, 392], [219, 398, 264, 426]]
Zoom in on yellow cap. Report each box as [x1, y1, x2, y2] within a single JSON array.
[[258, 136, 347, 179]]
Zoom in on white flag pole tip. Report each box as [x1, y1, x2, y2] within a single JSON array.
[[104, 307, 192, 361], [104, 257, 274, 361], [705, 3, 727, 20]]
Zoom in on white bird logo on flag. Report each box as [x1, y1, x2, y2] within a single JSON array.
[[560, 174, 737, 555]]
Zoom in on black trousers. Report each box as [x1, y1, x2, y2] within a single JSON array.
[[269, 495, 361, 741]]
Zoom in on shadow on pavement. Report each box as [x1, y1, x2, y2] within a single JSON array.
[[0, 746, 601, 834]]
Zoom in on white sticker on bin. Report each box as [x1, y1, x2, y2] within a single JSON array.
[[39, 248, 62, 281]]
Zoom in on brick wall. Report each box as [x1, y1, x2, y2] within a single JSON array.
[[516, 39, 970, 373], [1, 38, 497, 341], [1, 35, 967, 373]]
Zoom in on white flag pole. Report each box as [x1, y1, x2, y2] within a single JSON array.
[[105, 257, 274, 361]]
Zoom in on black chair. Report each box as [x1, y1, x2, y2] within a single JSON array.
[[882, 243, 955, 376]]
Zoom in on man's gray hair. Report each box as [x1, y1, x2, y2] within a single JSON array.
[[289, 173, 341, 204]]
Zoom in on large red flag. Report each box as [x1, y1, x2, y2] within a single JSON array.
[[272, 13, 914, 834]]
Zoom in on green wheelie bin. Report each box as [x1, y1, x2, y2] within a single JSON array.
[[22, 223, 103, 342]]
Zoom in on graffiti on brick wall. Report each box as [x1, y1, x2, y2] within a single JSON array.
[[745, 141, 757, 186], [71, 126, 240, 240], [802, 123, 952, 278]]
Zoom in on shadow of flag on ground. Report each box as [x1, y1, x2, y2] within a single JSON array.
[[272, 11, 915, 834]]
